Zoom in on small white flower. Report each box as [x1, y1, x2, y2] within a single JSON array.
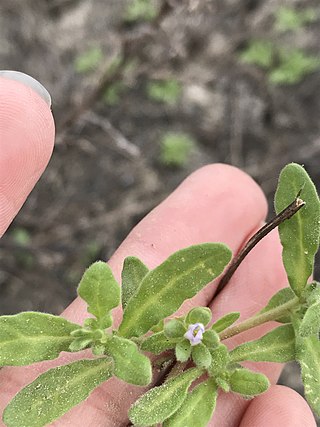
[[184, 323, 205, 346]]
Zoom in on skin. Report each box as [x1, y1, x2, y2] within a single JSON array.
[[0, 76, 316, 427]]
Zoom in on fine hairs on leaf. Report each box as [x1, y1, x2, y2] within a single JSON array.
[[2, 162, 320, 427]]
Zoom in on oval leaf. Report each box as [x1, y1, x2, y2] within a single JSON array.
[[229, 368, 270, 397], [119, 243, 232, 337], [141, 331, 176, 354], [274, 163, 320, 296], [0, 312, 79, 366], [211, 312, 240, 333], [295, 329, 320, 415], [230, 324, 296, 363], [191, 343, 212, 368], [129, 368, 202, 426], [259, 287, 296, 323], [164, 378, 217, 427], [78, 262, 120, 326], [3, 358, 112, 427], [107, 335, 152, 385], [121, 256, 149, 309], [299, 301, 320, 337], [208, 344, 229, 376]]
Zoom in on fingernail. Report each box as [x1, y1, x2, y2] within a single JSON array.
[[0, 70, 51, 107]]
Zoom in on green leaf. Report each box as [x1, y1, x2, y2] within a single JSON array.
[[129, 368, 202, 426], [106, 335, 151, 385], [191, 343, 212, 368], [121, 256, 149, 310], [164, 319, 186, 339], [0, 312, 79, 366], [211, 312, 240, 333], [3, 358, 112, 427], [299, 300, 320, 337], [295, 323, 320, 416], [299, 285, 320, 336], [202, 329, 220, 348], [163, 378, 217, 427], [141, 331, 176, 354], [186, 307, 212, 326], [229, 368, 270, 397], [119, 243, 232, 337], [78, 261, 120, 326], [230, 324, 296, 363], [208, 344, 229, 376], [175, 339, 191, 362], [69, 337, 93, 352], [259, 288, 296, 323], [275, 163, 320, 296]]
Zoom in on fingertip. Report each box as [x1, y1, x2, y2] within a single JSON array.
[[0, 74, 55, 236], [240, 385, 316, 427]]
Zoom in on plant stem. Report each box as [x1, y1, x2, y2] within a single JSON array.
[[216, 196, 305, 295], [219, 296, 300, 341]]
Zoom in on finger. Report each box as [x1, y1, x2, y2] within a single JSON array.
[[210, 227, 289, 427], [0, 164, 268, 426], [239, 385, 316, 427], [0, 71, 54, 237]]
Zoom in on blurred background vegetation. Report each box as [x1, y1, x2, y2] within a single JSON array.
[[1, 0, 320, 421]]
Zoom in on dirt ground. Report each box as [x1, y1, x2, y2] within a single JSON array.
[[1, 0, 320, 423]]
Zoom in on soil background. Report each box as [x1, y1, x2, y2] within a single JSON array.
[[1, 0, 320, 424]]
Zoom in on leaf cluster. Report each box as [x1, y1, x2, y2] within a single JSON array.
[[1, 163, 320, 427]]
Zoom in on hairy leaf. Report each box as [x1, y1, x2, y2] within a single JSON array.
[[295, 323, 320, 416], [186, 307, 212, 326], [129, 368, 202, 426], [141, 331, 176, 354], [3, 358, 112, 427], [259, 288, 296, 323], [191, 343, 212, 368], [211, 312, 240, 333], [175, 339, 191, 362], [121, 256, 149, 310], [299, 300, 320, 337], [78, 262, 120, 326], [275, 163, 320, 296], [0, 312, 79, 366], [163, 378, 217, 427], [164, 319, 186, 339], [107, 335, 151, 385], [229, 368, 270, 397], [119, 243, 232, 337], [230, 324, 295, 363], [208, 344, 230, 376]]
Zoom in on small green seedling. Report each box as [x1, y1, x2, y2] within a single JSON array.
[[274, 6, 317, 32], [74, 47, 104, 74], [240, 40, 320, 85], [124, 0, 159, 23], [1, 163, 320, 427], [160, 132, 195, 168], [147, 79, 182, 105]]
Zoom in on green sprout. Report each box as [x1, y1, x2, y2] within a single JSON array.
[[160, 132, 195, 168], [124, 0, 159, 23], [102, 82, 127, 106], [1, 163, 320, 427], [240, 40, 274, 69], [147, 79, 182, 105], [74, 47, 104, 74], [274, 6, 317, 32], [240, 40, 319, 85]]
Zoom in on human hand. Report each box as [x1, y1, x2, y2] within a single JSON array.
[[0, 71, 315, 427]]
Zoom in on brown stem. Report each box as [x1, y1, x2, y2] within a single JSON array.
[[215, 195, 305, 296]]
